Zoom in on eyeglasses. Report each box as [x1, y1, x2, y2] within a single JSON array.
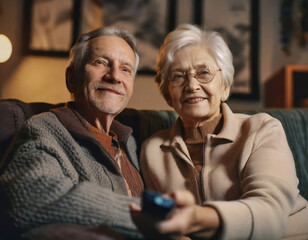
[[168, 67, 221, 87]]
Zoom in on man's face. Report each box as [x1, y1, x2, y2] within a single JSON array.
[[80, 35, 136, 116]]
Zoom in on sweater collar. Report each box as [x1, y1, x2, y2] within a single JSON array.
[[163, 103, 239, 147], [183, 114, 223, 144], [216, 103, 239, 141], [50, 102, 133, 143]]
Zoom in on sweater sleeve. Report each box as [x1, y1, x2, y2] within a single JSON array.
[[0, 115, 143, 239], [206, 116, 298, 240]]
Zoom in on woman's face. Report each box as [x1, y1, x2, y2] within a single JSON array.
[[167, 44, 230, 128]]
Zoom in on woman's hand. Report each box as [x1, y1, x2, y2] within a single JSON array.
[[130, 190, 220, 240]]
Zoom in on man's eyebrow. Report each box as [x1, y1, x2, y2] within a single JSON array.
[[121, 61, 134, 70], [170, 68, 186, 72], [94, 55, 110, 61]]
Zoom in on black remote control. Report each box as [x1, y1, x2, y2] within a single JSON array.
[[141, 190, 175, 219]]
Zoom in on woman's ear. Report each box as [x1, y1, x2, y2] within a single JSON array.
[[221, 84, 231, 102], [165, 93, 173, 108], [167, 98, 173, 107], [65, 66, 75, 93]]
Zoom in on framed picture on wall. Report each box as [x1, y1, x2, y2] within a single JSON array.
[[23, 0, 78, 57], [202, 0, 259, 99], [23, 0, 207, 74], [79, 0, 173, 74], [22, 0, 258, 99], [174, 0, 195, 26]]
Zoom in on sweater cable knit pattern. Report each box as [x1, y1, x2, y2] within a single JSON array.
[[0, 106, 143, 239]]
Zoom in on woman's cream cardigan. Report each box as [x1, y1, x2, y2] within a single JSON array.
[[140, 103, 308, 240]]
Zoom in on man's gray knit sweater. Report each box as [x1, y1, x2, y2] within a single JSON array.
[[0, 105, 142, 239]]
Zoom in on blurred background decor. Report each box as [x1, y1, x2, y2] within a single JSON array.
[[24, 0, 76, 57], [202, 0, 259, 99], [0, 0, 307, 110], [79, 0, 171, 74], [0, 34, 12, 63], [23, 0, 259, 98], [280, 0, 308, 55]]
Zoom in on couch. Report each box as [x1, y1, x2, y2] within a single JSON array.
[[0, 98, 307, 199]]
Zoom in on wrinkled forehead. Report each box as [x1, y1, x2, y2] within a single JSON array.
[[170, 44, 217, 71], [87, 35, 136, 64]]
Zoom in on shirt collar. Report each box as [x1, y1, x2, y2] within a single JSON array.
[[162, 103, 239, 147], [215, 103, 239, 142], [51, 102, 133, 144]]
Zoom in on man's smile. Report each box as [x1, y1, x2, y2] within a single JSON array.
[[94, 85, 125, 96]]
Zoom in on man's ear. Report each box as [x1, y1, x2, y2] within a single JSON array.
[[66, 66, 75, 93]]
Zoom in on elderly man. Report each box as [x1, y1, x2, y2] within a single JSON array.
[[0, 27, 144, 239]]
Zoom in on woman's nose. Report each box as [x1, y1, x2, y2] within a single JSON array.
[[185, 76, 201, 91]]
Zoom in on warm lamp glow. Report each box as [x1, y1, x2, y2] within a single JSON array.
[[0, 34, 12, 63]]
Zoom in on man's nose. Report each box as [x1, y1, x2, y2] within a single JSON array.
[[104, 66, 122, 83]]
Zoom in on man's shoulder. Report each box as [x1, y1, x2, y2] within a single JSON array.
[[19, 112, 63, 140], [24, 108, 73, 135], [26, 111, 59, 126]]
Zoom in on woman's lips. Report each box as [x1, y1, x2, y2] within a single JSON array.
[[184, 97, 206, 103]]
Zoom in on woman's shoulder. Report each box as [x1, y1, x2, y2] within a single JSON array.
[[223, 104, 282, 131], [235, 112, 281, 124], [140, 128, 171, 157], [234, 112, 283, 133], [144, 128, 171, 144]]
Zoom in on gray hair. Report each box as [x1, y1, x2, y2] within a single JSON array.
[[155, 24, 234, 101], [68, 27, 139, 78]]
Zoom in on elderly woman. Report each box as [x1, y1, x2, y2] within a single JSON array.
[[130, 24, 308, 239]]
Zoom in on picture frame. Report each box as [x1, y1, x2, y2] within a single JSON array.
[[78, 0, 178, 74], [23, 0, 196, 72], [23, 0, 79, 57], [23, 0, 259, 99], [201, 0, 259, 100]]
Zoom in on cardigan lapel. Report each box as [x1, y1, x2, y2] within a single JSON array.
[[214, 103, 240, 142], [50, 103, 134, 174], [161, 118, 194, 167], [160, 103, 241, 165]]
